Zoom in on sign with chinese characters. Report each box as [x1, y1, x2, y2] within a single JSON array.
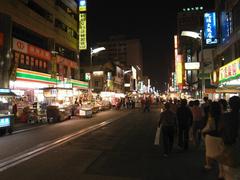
[[219, 57, 240, 82], [79, 13, 87, 50], [13, 38, 51, 61], [79, 0, 86, 12], [204, 12, 218, 45]]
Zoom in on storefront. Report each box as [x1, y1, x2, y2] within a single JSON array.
[[217, 57, 240, 99]]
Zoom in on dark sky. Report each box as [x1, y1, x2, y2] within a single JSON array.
[[87, 0, 214, 91]]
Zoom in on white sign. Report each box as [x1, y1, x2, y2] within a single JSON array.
[[185, 62, 200, 70]]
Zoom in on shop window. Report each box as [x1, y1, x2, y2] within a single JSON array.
[[25, 56, 30, 65], [31, 57, 35, 67], [20, 54, 25, 64]]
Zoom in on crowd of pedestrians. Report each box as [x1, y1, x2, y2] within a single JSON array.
[[158, 96, 240, 180]]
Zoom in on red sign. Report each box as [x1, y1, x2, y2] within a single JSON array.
[[28, 45, 51, 61], [0, 32, 4, 47], [56, 55, 78, 69], [13, 38, 51, 61]]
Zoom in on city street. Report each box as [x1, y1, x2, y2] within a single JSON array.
[[0, 106, 218, 180]]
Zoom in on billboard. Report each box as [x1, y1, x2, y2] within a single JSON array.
[[204, 12, 218, 45], [219, 57, 240, 82]]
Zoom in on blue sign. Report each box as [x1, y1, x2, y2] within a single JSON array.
[[0, 117, 10, 128], [221, 11, 230, 43], [204, 12, 218, 45]]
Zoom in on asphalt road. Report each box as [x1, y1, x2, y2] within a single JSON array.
[[0, 106, 219, 180]]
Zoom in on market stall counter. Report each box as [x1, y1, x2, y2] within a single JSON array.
[[79, 108, 92, 118], [0, 89, 16, 135], [42, 87, 73, 123]]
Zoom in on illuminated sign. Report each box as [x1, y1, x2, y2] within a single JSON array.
[[176, 55, 183, 84], [93, 71, 104, 76], [0, 89, 10, 93], [13, 38, 51, 61], [221, 11, 230, 43], [204, 12, 218, 45], [185, 62, 200, 70], [79, 13, 87, 50], [79, 0, 87, 12], [0, 117, 10, 128], [85, 73, 91, 80], [219, 58, 240, 82]]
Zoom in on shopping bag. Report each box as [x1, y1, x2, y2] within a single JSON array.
[[154, 125, 162, 145]]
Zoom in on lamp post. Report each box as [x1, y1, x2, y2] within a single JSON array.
[[90, 47, 106, 66], [181, 30, 205, 98]]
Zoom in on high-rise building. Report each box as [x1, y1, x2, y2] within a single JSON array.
[[0, 0, 88, 97]]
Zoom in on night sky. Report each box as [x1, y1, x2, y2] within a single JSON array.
[[87, 0, 214, 91]]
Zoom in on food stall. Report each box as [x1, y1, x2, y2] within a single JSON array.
[[42, 88, 73, 122], [0, 89, 16, 135]]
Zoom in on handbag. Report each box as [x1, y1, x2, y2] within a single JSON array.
[[154, 125, 162, 145], [215, 143, 240, 168]]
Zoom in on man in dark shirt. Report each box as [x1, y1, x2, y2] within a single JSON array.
[[176, 99, 193, 150]]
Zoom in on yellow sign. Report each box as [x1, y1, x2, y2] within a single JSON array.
[[219, 57, 240, 82], [79, 13, 87, 50], [176, 55, 183, 84]]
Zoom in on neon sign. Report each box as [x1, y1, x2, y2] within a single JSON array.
[[204, 12, 218, 45]]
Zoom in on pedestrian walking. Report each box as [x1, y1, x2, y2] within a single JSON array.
[[176, 99, 193, 150], [159, 102, 176, 157], [201, 101, 224, 178], [191, 100, 204, 147]]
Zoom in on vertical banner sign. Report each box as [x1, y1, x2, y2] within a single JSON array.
[[79, 13, 87, 50], [79, 0, 87, 50], [204, 12, 218, 45]]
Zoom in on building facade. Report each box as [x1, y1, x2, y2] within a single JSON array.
[[0, 0, 88, 100]]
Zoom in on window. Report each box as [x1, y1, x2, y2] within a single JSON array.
[[55, 0, 77, 20], [27, 1, 53, 22], [55, 19, 78, 40]]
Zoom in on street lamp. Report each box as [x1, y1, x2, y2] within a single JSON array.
[[90, 47, 106, 66], [181, 30, 205, 98]]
